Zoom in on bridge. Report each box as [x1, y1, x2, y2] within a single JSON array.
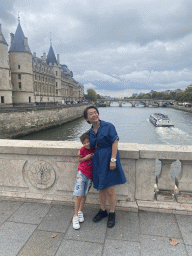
[[97, 98, 176, 107]]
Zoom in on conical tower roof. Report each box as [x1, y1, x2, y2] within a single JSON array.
[[46, 45, 57, 65], [9, 22, 31, 53], [0, 24, 8, 45]]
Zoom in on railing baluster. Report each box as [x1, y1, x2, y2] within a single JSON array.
[[177, 160, 192, 193], [157, 159, 176, 191]]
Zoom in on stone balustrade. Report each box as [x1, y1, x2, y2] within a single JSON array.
[[0, 140, 192, 214]]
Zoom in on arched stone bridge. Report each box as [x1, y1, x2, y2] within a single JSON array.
[[97, 98, 176, 107]]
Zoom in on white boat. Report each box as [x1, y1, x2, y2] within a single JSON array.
[[149, 113, 174, 127]]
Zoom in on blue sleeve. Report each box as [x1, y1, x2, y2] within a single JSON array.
[[108, 123, 119, 144]]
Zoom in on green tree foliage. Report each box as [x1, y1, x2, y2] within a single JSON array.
[[175, 87, 192, 102], [87, 89, 97, 102]]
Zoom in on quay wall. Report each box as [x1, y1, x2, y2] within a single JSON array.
[[0, 140, 192, 214], [168, 105, 192, 113], [0, 104, 91, 139]]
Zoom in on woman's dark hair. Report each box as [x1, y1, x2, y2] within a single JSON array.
[[83, 106, 99, 124], [80, 131, 89, 143]]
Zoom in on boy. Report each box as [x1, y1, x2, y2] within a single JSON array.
[[73, 132, 94, 229]]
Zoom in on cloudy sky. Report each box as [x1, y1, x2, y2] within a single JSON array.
[[1, 0, 192, 97]]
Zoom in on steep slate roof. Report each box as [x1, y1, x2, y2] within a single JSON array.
[[46, 45, 57, 65], [0, 24, 8, 45], [9, 22, 31, 53]]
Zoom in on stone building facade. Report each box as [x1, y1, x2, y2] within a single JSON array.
[[0, 21, 84, 106]]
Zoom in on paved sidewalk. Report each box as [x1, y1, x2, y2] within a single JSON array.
[[0, 200, 192, 256]]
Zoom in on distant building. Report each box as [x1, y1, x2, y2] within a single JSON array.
[[164, 90, 171, 94], [0, 20, 83, 106]]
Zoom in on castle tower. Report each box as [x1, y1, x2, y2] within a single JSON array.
[[47, 43, 62, 100], [9, 18, 34, 104], [0, 24, 12, 106]]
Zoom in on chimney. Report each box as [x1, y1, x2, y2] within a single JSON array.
[[10, 33, 14, 44], [57, 54, 60, 64], [24, 37, 29, 51], [33, 52, 36, 57], [41, 52, 46, 63]]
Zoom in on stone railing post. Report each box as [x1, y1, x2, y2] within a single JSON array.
[[135, 158, 156, 200], [157, 159, 176, 190], [177, 160, 192, 192]]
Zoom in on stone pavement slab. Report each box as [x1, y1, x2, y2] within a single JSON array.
[[103, 239, 140, 256], [139, 211, 181, 238], [8, 202, 52, 224], [0, 199, 192, 256], [37, 204, 73, 233], [106, 211, 140, 242], [55, 240, 103, 256], [0, 222, 37, 256], [0, 200, 23, 226], [186, 245, 192, 256], [65, 208, 107, 243], [17, 230, 65, 256], [176, 214, 192, 246], [140, 235, 187, 256]]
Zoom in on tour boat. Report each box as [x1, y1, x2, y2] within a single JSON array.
[[149, 113, 174, 127]]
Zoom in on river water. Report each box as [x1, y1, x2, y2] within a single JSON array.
[[19, 104, 192, 178], [20, 104, 192, 146]]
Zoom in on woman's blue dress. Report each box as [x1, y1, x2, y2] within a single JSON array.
[[89, 120, 127, 190]]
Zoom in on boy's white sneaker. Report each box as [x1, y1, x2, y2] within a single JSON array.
[[78, 211, 84, 223], [73, 216, 80, 229]]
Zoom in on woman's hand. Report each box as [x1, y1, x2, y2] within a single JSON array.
[[110, 161, 116, 170], [84, 153, 94, 160]]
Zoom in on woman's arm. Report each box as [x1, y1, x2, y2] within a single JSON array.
[[78, 153, 93, 162], [110, 140, 118, 170]]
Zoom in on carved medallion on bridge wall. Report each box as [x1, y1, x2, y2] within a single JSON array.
[[26, 160, 56, 189]]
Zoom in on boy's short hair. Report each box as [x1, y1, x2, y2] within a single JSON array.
[[80, 131, 89, 143]]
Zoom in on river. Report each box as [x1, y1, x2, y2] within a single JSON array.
[[19, 104, 192, 177], [19, 104, 192, 146]]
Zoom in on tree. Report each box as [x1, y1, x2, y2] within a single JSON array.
[[87, 89, 97, 102]]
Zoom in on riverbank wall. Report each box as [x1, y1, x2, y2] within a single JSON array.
[[168, 105, 192, 113], [0, 139, 192, 214], [0, 104, 91, 139]]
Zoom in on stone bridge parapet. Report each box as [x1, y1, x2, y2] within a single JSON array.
[[0, 140, 192, 214]]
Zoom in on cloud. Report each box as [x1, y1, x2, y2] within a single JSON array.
[[120, 68, 192, 85], [75, 70, 119, 83], [83, 83, 97, 92], [2, 0, 192, 96]]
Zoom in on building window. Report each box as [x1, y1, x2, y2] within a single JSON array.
[[35, 74, 37, 80], [18, 74, 21, 79], [56, 82, 58, 87], [39, 76, 40, 80], [56, 89, 58, 95], [18, 65, 20, 69], [56, 71, 57, 76], [29, 97, 31, 103], [1, 96, 4, 103], [19, 82, 21, 89]]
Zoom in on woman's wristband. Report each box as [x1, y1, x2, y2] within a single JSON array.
[[110, 158, 116, 162]]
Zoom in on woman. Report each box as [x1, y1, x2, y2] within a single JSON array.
[[83, 105, 127, 228]]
